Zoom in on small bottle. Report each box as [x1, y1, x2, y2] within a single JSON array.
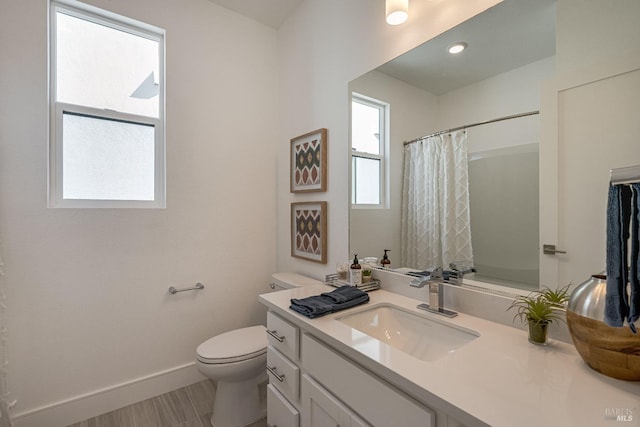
[[381, 249, 391, 269], [350, 254, 362, 286]]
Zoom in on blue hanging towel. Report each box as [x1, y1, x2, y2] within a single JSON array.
[[628, 183, 640, 331], [605, 184, 632, 329]]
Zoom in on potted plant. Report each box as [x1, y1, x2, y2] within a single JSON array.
[[362, 269, 372, 283], [507, 285, 571, 345]]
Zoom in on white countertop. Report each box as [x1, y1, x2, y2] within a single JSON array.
[[259, 285, 640, 427]]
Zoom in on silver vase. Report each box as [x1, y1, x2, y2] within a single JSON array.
[[566, 274, 640, 381], [567, 274, 607, 320]]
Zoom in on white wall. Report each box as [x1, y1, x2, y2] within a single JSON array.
[[276, 0, 502, 280], [438, 57, 554, 131], [0, 0, 279, 425]]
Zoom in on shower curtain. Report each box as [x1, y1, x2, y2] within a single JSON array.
[[401, 130, 473, 270]]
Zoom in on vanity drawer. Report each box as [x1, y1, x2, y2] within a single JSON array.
[[267, 345, 300, 403], [267, 384, 299, 427], [302, 333, 436, 427], [267, 310, 299, 361]]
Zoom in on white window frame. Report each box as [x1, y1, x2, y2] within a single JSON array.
[[351, 93, 390, 209], [49, 0, 166, 208]]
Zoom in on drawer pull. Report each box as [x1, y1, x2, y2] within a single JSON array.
[[267, 329, 285, 342], [267, 365, 286, 382]]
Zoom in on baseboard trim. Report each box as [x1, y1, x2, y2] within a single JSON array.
[[12, 362, 205, 427]]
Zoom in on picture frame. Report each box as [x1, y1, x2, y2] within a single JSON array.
[[290, 128, 327, 193], [291, 201, 327, 264]]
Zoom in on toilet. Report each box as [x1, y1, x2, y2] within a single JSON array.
[[195, 272, 322, 427]]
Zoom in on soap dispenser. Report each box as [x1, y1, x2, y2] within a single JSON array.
[[381, 249, 391, 269], [350, 253, 362, 286]]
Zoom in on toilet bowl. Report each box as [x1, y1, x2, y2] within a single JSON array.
[[196, 273, 323, 427], [196, 325, 268, 427]]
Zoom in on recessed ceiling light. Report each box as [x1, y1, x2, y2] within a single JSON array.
[[448, 42, 468, 54]]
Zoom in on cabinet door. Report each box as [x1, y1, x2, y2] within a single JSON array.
[[301, 374, 370, 427]]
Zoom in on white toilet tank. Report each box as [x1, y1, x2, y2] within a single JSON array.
[[269, 272, 323, 291]]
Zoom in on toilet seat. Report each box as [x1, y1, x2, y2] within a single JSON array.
[[196, 325, 267, 364]]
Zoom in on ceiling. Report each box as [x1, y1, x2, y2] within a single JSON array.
[[206, 0, 556, 95], [206, 0, 303, 29], [376, 0, 556, 95]]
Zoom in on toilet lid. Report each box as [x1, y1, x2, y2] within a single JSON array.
[[197, 325, 267, 364]]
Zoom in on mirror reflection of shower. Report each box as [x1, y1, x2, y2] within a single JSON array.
[[468, 141, 539, 291]]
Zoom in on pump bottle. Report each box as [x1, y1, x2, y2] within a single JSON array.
[[350, 254, 362, 286], [381, 249, 391, 269]]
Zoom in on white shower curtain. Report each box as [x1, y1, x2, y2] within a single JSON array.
[[401, 130, 473, 270]]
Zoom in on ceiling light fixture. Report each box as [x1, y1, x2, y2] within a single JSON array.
[[448, 42, 468, 54], [386, 0, 409, 25]]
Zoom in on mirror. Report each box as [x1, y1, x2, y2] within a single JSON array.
[[349, 0, 556, 291]]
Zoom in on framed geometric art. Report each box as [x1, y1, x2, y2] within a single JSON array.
[[290, 128, 327, 193], [291, 201, 327, 264]]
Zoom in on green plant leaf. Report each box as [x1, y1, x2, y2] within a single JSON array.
[[506, 285, 571, 326]]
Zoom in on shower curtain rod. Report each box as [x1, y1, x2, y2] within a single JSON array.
[[610, 165, 640, 185], [403, 110, 540, 146]]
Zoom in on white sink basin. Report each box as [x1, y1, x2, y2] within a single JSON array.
[[337, 303, 479, 362]]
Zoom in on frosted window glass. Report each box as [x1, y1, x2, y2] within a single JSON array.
[[352, 101, 380, 155], [352, 157, 380, 204], [62, 113, 155, 201], [56, 12, 159, 118]]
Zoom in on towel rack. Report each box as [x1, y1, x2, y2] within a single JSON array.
[[168, 282, 204, 295], [610, 165, 640, 185]]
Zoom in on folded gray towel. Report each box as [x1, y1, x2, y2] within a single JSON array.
[[290, 286, 369, 318]]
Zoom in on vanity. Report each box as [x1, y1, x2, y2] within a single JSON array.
[[260, 283, 640, 427]]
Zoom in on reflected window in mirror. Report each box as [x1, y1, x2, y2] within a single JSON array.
[[351, 93, 389, 208]]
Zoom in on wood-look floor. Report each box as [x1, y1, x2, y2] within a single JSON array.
[[67, 379, 267, 427]]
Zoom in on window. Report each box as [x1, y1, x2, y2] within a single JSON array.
[[49, 1, 165, 208], [351, 93, 389, 208]]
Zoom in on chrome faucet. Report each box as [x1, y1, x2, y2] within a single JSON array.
[[409, 266, 443, 291], [410, 267, 457, 318], [446, 262, 476, 285]]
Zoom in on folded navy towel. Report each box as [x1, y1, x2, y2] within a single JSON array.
[[290, 286, 369, 318], [289, 295, 335, 318], [321, 285, 366, 303]]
